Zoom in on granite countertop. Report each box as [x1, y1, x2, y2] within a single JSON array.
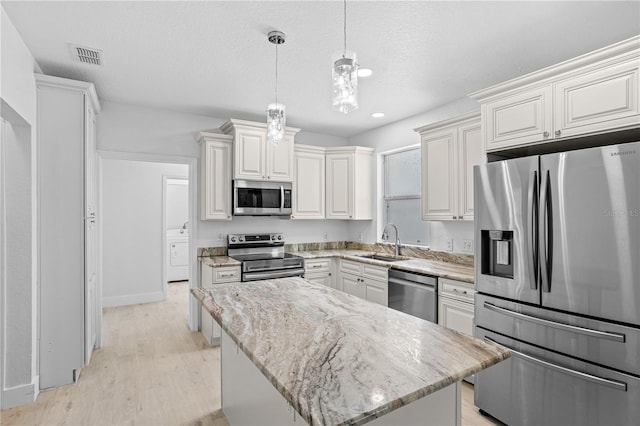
[[199, 256, 240, 268], [192, 278, 510, 426], [293, 249, 475, 283]]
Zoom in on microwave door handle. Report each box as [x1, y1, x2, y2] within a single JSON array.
[[527, 171, 539, 289], [280, 185, 284, 210]]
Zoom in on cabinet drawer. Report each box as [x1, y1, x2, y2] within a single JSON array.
[[439, 277, 475, 302], [305, 258, 331, 274], [362, 264, 388, 281], [340, 259, 362, 275], [213, 266, 241, 283]]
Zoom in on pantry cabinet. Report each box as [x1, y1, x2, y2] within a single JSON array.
[[200, 264, 241, 346], [197, 132, 233, 220], [416, 112, 482, 221], [471, 36, 640, 152], [292, 145, 325, 219], [220, 119, 300, 182], [325, 146, 374, 220], [339, 259, 388, 306]]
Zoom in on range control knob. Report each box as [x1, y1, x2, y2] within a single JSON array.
[[239, 236, 244, 242], [230, 236, 237, 243], [277, 235, 283, 240]]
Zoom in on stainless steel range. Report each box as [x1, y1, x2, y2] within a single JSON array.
[[227, 233, 305, 282]]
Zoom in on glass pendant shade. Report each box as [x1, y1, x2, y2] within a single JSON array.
[[266, 103, 286, 144], [332, 50, 359, 114]]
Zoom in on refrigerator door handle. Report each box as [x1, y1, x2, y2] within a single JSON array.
[[484, 336, 628, 392], [527, 171, 539, 289], [539, 170, 552, 292], [483, 302, 626, 342]]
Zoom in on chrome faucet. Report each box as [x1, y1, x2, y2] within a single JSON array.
[[182, 221, 189, 230], [381, 223, 401, 257]]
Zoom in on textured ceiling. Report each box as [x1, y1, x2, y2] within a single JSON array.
[[3, 1, 639, 137]]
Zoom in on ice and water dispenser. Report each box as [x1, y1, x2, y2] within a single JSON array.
[[480, 230, 514, 279]]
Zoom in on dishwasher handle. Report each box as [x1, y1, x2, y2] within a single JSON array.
[[388, 276, 436, 291]]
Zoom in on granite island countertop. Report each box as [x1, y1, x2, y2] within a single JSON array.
[[192, 277, 510, 426], [293, 249, 475, 283]]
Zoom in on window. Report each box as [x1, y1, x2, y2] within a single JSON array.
[[383, 147, 429, 246]]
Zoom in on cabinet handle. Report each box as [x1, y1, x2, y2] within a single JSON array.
[[311, 264, 322, 268], [452, 288, 468, 295], [452, 216, 456, 220], [555, 130, 562, 136], [543, 131, 549, 138], [328, 273, 332, 276]]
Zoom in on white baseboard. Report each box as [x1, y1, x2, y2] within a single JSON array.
[[1, 382, 37, 409], [102, 291, 165, 308]]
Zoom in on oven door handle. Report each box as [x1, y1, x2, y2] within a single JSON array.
[[483, 336, 627, 392], [244, 264, 304, 273], [243, 269, 304, 281], [280, 185, 284, 210], [483, 302, 626, 342]]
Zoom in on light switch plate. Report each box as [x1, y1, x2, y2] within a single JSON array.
[[445, 238, 453, 251]]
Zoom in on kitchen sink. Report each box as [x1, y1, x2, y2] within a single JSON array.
[[353, 253, 409, 262]]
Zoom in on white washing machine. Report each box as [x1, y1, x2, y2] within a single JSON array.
[[167, 229, 189, 282]]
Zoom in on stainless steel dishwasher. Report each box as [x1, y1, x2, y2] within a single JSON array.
[[388, 269, 437, 323]]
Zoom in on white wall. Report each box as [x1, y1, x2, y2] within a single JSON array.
[[101, 159, 188, 307], [0, 7, 39, 408], [348, 97, 480, 253], [166, 178, 189, 230]]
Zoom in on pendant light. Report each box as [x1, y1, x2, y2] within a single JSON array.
[[267, 31, 286, 144], [332, 0, 359, 114]]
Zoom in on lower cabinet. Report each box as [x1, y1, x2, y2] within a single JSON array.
[[304, 257, 335, 288], [437, 278, 475, 336], [200, 263, 241, 346], [339, 259, 388, 306]]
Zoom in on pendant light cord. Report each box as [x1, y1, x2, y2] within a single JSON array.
[[343, 0, 347, 56], [275, 43, 279, 105]]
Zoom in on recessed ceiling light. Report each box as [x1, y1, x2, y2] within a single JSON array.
[[358, 68, 373, 77], [371, 112, 385, 118]]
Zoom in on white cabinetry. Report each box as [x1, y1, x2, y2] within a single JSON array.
[[471, 36, 640, 152], [200, 264, 241, 346], [304, 258, 334, 288], [339, 260, 388, 306], [36, 74, 101, 389], [220, 119, 300, 182], [292, 145, 325, 219], [325, 147, 374, 220], [198, 132, 233, 220], [416, 113, 483, 221], [437, 278, 475, 336]]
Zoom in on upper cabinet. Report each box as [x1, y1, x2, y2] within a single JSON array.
[[325, 146, 374, 220], [416, 112, 482, 221], [198, 132, 233, 220], [471, 36, 640, 152], [220, 119, 300, 181], [292, 144, 325, 219]]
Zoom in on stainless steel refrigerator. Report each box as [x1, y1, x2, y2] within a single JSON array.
[[473, 141, 640, 425]]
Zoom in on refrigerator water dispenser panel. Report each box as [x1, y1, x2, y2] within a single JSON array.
[[481, 230, 514, 279]]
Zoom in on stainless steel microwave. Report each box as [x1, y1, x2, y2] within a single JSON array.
[[233, 180, 292, 216]]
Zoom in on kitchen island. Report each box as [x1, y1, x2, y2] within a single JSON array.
[[192, 277, 509, 425]]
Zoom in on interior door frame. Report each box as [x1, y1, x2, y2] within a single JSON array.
[[162, 175, 190, 300], [97, 150, 199, 334]]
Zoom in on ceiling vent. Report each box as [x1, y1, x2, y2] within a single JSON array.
[[68, 44, 103, 66]]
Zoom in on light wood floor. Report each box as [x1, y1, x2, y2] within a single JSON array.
[[2, 282, 501, 426]]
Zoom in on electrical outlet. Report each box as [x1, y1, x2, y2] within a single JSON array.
[[445, 238, 453, 251], [323, 232, 328, 240], [358, 233, 363, 241], [463, 239, 474, 253], [217, 233, 223, 241]]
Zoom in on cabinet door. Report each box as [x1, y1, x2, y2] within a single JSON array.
[[341, 274, 364, 298], [483, 86, 553, 151], [555, 59, 640, 138], [364, 279, 388, 306], [201, 140, 232, 220], [292, 149, 325, 219], [457, 121, 483, 220], [234, 128, 266, 180], [438, 297, 474, 336], [305, 274, 332, 287], [201, 305, 214, 345], [421, 129, 457, 220], [326, 153, 353, 219], [266, 133, 294, 181]]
